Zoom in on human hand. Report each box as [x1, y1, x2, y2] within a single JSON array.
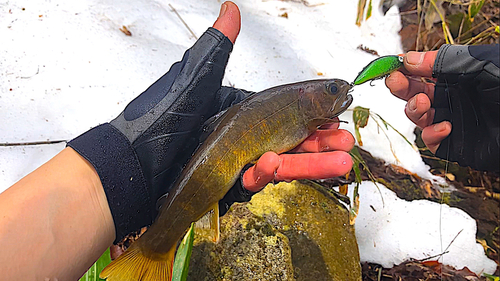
[[241, 121, 354, 192], [69, 1, 248, 242], [385, 51, 452, 154], [216, 3, 354, 211]]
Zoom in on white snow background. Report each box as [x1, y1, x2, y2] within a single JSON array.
[[0, 0, 497, 275]]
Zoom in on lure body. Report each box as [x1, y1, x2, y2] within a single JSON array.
[[353, 55, 404, 85]]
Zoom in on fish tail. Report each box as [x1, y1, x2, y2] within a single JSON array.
[[99, 242, 176, 281]]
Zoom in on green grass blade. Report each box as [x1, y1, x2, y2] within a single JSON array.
[[468, 0, 486, 20], [350, 147, 363, 185], [350, 146, 385, 207], [79, 248, 111, 281], [172, 223, 196, 281], [372, 112, 417, 150], [483, 273, 500, 281], [366, 0, 373, 20], [356, 0, 368, 26], [349, 147, 364, 224]]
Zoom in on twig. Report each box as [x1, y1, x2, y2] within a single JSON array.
[[455, 16, 490, 41], [399, 10, 418, 16], [168, 4, 198, 40], [442, 229, 463, 255], [464, 25, 496, 45], [416, 0, 426, 51], [429, 0, 454, 44], [415, 250, 450, 262], [0, 140, 67, 146]]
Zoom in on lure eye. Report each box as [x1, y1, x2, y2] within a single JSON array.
[[328, 83, 338, 95]]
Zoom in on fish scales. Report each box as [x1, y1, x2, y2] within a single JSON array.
[[100, 79, 353, 280], [142, 84, 312, 252]]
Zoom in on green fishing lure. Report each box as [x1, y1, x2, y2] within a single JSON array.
[[352, 55, 404, 86]]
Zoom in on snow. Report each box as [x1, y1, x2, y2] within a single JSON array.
[[0, 0, 496, 275], [349, 181, 498, 275]]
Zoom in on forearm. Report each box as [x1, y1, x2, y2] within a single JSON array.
[[0, 147, 114, 280]]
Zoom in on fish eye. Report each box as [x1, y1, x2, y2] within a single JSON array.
[[328, 83, 338, 95]]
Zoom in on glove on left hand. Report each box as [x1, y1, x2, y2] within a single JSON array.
[[68, 28, 252, 243]]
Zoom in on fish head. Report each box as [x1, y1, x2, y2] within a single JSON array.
[[299, 79, 353, 125]]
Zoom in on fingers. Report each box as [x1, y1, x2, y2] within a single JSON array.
[[242, 150, 353, 192], [242, 152, 280, 192], [242, 128, 355, 192], [386, 51, 437, 103], [403, 51, 438, 77], [421, 121, 452, 154], [212, 1, 241, 44], [404, 93, 435, 128], [386, 71, 435, 102], [292, 129, 354, 153], [275, 151, 353, 182]]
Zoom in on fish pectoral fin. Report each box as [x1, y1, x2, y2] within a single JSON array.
[[199, 108, 229, 144], [99, 242, 176, 281], [194, 203, 220, 243]]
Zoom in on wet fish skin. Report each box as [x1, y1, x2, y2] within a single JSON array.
[[100, 78, 353, 280]]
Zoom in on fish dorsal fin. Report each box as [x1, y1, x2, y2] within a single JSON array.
[[194, 203, 220, 243], [199, 109, 229, 145]]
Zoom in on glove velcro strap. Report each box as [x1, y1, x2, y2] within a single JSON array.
[[68, 123, 152, 243]]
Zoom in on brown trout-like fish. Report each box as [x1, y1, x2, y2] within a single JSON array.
[[100, 79, 353, 280]]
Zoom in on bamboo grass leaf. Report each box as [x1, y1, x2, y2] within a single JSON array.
[[353, 106, 370, 146], [79, 248, 111, 281], [468, 0, 486, 21], [172, 223, 195, 281]]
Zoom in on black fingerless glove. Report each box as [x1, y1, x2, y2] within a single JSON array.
[[218, 164, 257, 216], [432, 44, 499, 172], [68, 27, 253, 243]]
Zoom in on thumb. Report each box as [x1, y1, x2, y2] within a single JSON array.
[[212, 1, 241, 44], [403, 51, 438, 77]]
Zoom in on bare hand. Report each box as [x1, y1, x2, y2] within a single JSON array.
[[385, 51, 452, 153]]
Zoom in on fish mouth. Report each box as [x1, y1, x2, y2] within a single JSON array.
[[331, 94, 353, 118]]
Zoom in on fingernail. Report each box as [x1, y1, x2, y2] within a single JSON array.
[[407, 97, 417, 111], [434, 122, 447, 132], [406, 52, 424, 66], [218, 3, 227, 18]]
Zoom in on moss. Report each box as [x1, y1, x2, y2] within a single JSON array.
[[248, 181, 361, 281], [188, 205, 294, 280], [376, 178, 427, 201], [188, 181, 361, 280]]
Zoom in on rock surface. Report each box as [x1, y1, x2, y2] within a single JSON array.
[[188, 181, 361, 280]]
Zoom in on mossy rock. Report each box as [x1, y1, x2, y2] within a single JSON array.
[[188, 181, 361, 280]]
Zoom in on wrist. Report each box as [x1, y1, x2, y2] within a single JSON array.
[[65, 147, 115, 241], [68, 123, 152, 243]]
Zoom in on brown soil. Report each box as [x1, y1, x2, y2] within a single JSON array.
[[397, 0, 499, 52], [321, 142, 499, 280]]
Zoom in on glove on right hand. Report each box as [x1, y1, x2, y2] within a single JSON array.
[[432, 44, 499, 172]]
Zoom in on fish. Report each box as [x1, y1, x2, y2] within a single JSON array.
[[353, 55, 404, 86], [99, 78, 353, 281]]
